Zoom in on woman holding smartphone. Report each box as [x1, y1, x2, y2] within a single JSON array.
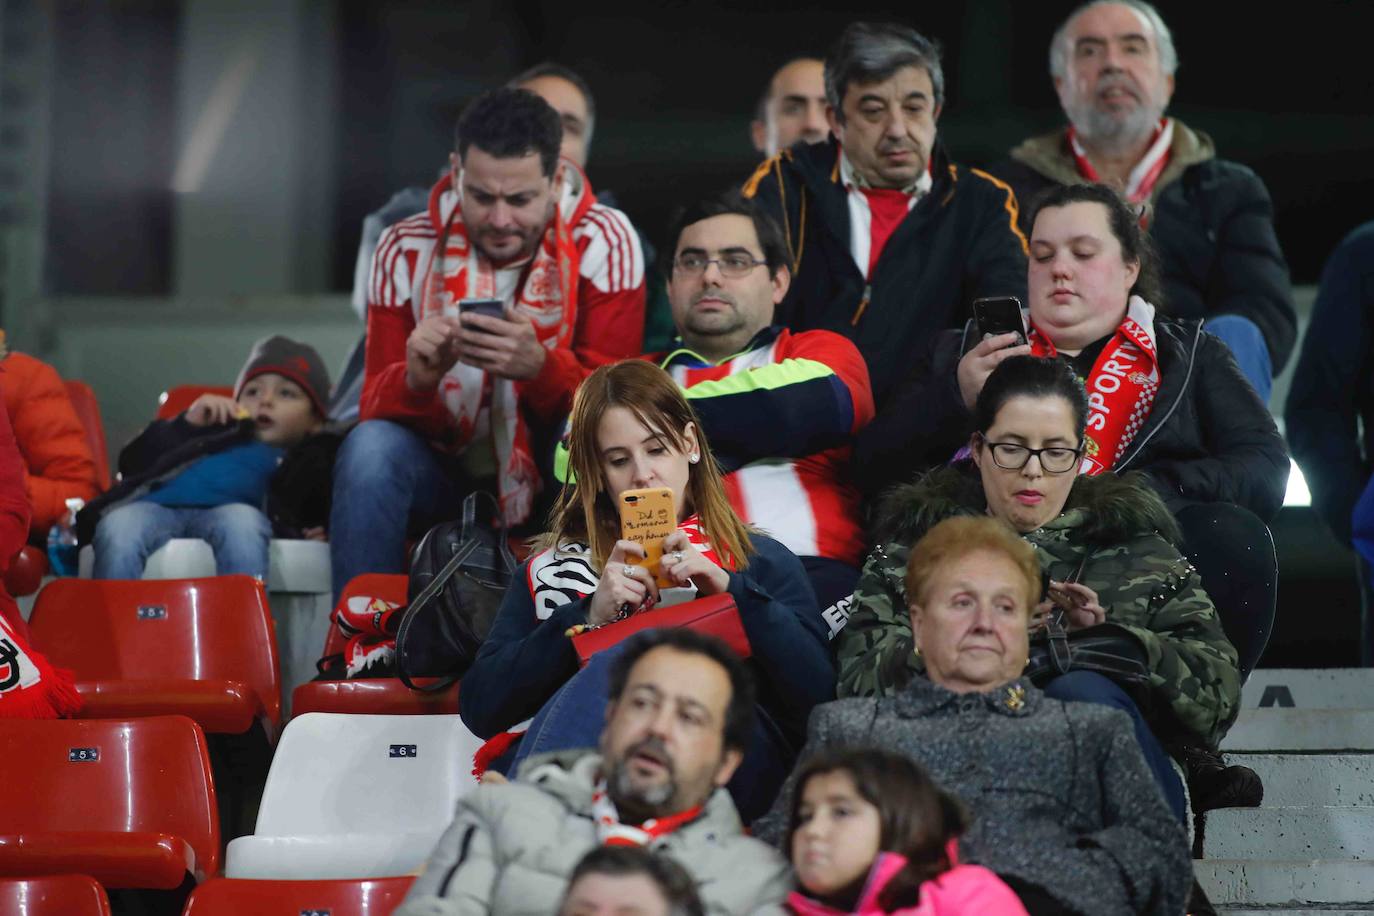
[[459, 359, 834, 819]]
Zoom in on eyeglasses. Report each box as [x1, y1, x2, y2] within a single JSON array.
[[979, 437, 1083, 474], [673, 252, 768, 278]]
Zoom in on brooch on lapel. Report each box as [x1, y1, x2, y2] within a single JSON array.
[[1003, 685, 1026, 711]]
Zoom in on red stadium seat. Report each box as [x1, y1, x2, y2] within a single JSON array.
[[29, 576, 282, 738], [0, 716, 219, 888], [0, 875, 112, 915], [156, 385, 234, 421], [182, 875, 414, 914], [64, 380, 110, 491], [291, 574, 460, 716]]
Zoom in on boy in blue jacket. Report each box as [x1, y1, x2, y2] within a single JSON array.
[[80, 336, 333, 580]]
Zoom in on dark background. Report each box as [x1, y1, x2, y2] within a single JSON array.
[[42, 0, 1374, 295]]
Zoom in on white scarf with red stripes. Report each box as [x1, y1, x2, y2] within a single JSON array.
[[1069, 118, 1174, 207]]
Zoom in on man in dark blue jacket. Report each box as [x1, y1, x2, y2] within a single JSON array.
[[742, 21, 1029, 409]]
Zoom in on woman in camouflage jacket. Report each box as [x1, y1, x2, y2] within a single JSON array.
[[838, 357, 1241, 817]]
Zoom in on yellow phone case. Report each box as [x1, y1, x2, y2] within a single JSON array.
[[618, 487, 677, 588]]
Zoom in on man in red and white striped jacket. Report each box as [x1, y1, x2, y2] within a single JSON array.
[[534, 192, 873, 620], [330, 87, 644, 600]]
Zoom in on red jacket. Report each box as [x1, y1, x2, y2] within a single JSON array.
[[360, 168, 645, 445], [0, 353, 100, 538]]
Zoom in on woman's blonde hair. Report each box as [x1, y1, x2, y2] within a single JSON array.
[[540, 360, 754, 571], [905, 515, 1040, 613]]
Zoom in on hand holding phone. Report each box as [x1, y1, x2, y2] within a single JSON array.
[[458, 297, 506, 321], [959, 296, 1033, 409], [618, 487, 678, 588], [973, 296, 1027, 346]]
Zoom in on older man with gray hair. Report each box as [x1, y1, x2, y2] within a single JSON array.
[[991, 0, 1295, 402], [743, 21, 1028, 411]]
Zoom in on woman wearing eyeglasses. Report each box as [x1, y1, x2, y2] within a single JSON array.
[[837, 355, 1241, 822]]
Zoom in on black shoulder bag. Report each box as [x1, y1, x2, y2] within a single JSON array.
[[394, 491, 517, 693], [1023, 556, 1153, 702]]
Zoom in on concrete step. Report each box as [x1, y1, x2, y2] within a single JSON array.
[[1198, 858, 1374, 906], [1233, 753, 1374, 807], [1243, 668, 1374, 709], [1204, 806, 1374, 859], [1223, 709, 1374, 752]]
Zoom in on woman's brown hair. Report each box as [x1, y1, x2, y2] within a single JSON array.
[[539, 359, 754, 571], [786, 746, 967, 912]]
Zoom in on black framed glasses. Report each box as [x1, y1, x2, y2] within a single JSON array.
[[978, 436, 1083, 474], [673, 252, 767, 278]]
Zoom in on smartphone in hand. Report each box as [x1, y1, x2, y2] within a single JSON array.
[[618, 487, 677, 588], [973, 296, 1027, 346], [459, 297, 506, 321]]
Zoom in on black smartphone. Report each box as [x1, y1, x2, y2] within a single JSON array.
[[973, 296, 1026, 346], [458, 297, 505, 320]]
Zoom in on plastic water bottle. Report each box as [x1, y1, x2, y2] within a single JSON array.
[[45, 497, 84, 577]]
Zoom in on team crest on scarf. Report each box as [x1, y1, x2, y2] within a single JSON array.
[[1029, 296, 1160, 475]]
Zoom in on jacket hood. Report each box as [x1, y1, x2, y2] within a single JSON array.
[[873, 464, 1181, 547], [1008, 118, 1216, 198], [517, 749, 746, 834]]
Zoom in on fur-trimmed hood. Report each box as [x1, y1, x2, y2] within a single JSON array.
[[872, 463, 1182, 548]]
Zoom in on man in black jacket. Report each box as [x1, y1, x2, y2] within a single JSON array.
[[989, 0, 1295, 402], [742, 21, 1028, 408]]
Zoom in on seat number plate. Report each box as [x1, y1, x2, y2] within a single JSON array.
[[389, 744, 417, 758], [69, 747, 99, 762], [137, 605, 167, 620]]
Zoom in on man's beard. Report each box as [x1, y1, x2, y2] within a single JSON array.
[[607, 736, 677, 816], [1066, 78, 1165, 153], [472, 226, 541, 263]]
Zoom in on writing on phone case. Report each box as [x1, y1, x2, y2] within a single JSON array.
[[622, 506, 673, 543]]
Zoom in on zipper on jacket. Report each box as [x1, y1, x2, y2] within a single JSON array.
[[1117, 322, 1202, 471], [437, 824, 478, 898], [850, 284, 872, 327]]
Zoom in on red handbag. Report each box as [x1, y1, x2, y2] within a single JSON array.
[[570, 594, 751, 666]]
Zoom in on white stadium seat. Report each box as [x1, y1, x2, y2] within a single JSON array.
[[225, 712, 483, 879]]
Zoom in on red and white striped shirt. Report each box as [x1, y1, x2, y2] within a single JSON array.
[[360, 165, 646, 445]]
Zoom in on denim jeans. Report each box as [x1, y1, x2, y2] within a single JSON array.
[[1042, 671, 1187, 822], [507, 639, 793, 824], [328, 419, 470, 601], [92, 501, 271, 580], [1203, 314, 1272, 404]]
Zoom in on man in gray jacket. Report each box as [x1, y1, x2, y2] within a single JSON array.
[[397, 628, 791, 915]]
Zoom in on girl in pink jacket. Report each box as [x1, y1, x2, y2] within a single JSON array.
[[785, 748, 1028, 916]]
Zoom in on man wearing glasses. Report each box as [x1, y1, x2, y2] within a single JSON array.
[[529, 191, 874, 613]]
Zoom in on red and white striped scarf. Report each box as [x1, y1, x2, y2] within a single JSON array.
[[1069, 118, 1174, 212], [591, 778, 703, 846], [1029, 296, 1160, 475], [418, 164, 593, 525]]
